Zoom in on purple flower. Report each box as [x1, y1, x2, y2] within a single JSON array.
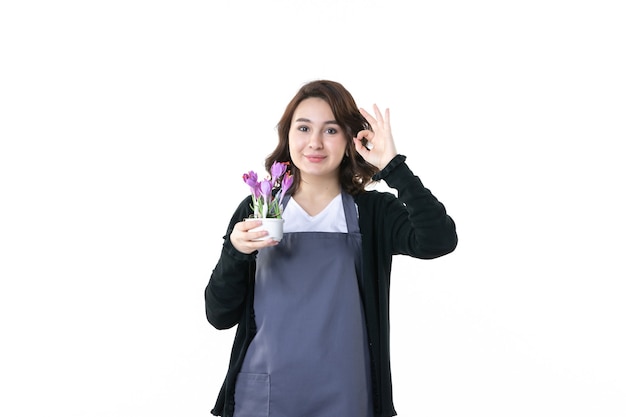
[[277, 172, 293, 212], [242, 161, 292, 219], [242, 171, 260, 198], [270, 161, 288, 183], [242, 171, 257, 185], [281, 172, 293, 192], [259, 179, 272, 200], [259, 179, 272, 218]]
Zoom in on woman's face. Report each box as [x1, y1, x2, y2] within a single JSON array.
[[288, 97, 348, 183]]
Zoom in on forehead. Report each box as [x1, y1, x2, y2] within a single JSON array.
[[292, 97, 335, 122]]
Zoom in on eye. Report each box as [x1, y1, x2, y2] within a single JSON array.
[[297, 125, 309, 132], [325, 127, 338, 134]]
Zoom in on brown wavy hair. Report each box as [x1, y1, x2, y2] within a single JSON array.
[[265, 80, 379, 196]]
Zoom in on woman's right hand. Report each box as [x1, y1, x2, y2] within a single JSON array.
[[229, 220, 279, 254]]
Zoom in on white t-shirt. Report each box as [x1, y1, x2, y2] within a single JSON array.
[[282, 193, 348, 233]]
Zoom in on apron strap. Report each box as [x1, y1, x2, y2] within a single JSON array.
[[341, 191, 360, 234]]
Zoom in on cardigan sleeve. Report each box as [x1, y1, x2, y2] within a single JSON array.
[[205, 196, 256, 330], [378, 154, 458, 259]]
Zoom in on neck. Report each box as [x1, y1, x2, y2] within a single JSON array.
[[295, 175, 341, 200], [292, 176, 342, 217]]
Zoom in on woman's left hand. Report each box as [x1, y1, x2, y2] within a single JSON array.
[[353, 104, 398, 170]]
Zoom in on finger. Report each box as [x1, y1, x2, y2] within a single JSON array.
[[249, 229, 270, 241], [261, 238, 280, 248], [241, 219, 262, 231], [355, 130, 374, 149], [381, 107, 391, 131], [359, 107, 377, 127], [246, 236, 279, 253], [373, 104, 390, 130], [355, 129, 372, 141], [373, 104, 384, 123], [353, 137, 370, 155], [352, 138, 367, 156], [234, 230, 273, 252]]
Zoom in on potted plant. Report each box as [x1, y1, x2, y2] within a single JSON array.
[[242, 161, 293, 241]]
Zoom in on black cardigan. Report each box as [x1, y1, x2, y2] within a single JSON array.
[[205, 155, 458, 417]]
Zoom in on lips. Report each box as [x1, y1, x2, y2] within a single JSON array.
[[305, 154, 326, 162]]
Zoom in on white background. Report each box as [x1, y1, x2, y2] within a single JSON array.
[[1, 1, 625, 416]]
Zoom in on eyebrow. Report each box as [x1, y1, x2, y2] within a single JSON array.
[[295, 118, 339, 125]]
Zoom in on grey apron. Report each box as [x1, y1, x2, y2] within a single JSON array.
[[234, 192, 373, 417]]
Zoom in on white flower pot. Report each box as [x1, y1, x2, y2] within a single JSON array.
[[245, 218, 284, 242]]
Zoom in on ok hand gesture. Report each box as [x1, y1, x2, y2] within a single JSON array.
[[353, 104, 398, 170]]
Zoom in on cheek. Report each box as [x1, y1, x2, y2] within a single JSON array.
[[288, 134, 305, 151], [332, 136, 350, 153], [286, 142, 301, 169], [287, 137, 299, 160]]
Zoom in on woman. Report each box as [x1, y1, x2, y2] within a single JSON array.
[[205, 80, 457, 417]]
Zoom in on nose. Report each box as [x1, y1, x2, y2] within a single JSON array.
[[308, 130, 323, 149]]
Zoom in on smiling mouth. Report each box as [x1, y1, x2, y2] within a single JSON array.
[[305, 155, 326, 162]]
